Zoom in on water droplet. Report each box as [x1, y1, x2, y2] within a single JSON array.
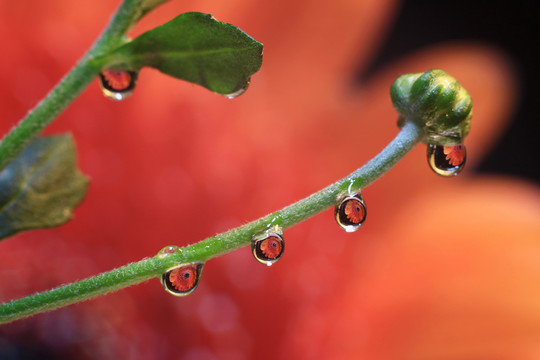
[[267, 214, 283, 228], [335, 193, 367, 232], [161, 263, 204, 297], [224, 81, 250, 99], [427, 143, 466, 177], [156, 245, 181, 259], [99, 69, 138, 101], [251, 226, 284, 266]]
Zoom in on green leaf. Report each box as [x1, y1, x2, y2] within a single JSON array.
[[93, 12, 264, 96], [0, 135, 89, 240]]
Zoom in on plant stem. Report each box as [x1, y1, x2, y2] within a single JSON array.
[[0, 0, 145, 172], [0, 121, 423, 324]]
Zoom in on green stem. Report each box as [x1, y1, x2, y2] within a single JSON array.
[[0, 121, 422, 324], [0, 0, 145, 172]]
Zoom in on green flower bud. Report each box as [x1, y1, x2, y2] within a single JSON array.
[[390, 69, 472, 145]]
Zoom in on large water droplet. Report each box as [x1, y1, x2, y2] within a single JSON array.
[[427, 143, 466, 177], [161, 263, 204, 297], [156, 245, 181, 259], [335, 193, 367, 232], [224, 81, 250, 99], [99, 69, 138, 101], [251, 226, 284, 266]]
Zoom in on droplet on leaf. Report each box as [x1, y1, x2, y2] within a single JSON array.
[[161, 263, 204, 296], [99, 69, 138, 101], [224, 81, 249, 99], [251, 226, 284, 266], [156, 245, 181, 259], [335, 193, 367, 232], [427, 143, 466, 177]]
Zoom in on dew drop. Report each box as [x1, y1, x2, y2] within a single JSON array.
[[156, 245, 181, 259], [161, 263, 204, 297], [99, 69, 138, 101], [427, 143, 466, 177], [224, 81, 250, 99], [335, 193, 367, 232], [251, 226, 284, 266]]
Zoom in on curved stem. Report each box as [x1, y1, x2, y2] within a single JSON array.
[[0, 121, 422, 324], [0, 0, 144, 172]]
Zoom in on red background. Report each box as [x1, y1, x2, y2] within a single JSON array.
[[1, 0, 540, 359]]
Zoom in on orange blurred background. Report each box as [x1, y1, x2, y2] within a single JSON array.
[[1, 0, 539, 359]]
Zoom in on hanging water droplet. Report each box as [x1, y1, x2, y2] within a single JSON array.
[[224, 81, 250, 99], [427, 143, 466, 177], [156, 245, 181, 259], [335, 193, 367, 232], [251, 226, 284, 266], [161, 263, 204, 297], [99, 69, 138, 101]]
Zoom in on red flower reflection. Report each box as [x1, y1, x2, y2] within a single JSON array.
[[1, 0, 539, 359]]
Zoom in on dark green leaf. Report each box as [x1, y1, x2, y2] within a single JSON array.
[[92, 12, 263, 96], [0, 135, 89, 240]]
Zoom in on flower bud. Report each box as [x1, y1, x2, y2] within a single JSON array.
[[390, 69, 472, 145]]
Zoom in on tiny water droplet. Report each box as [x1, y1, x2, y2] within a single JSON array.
[[161, 263, 204, 297], [267, 214, 283, 228], [156, 245, 181, 259], [427, 143, 466, 177], [251, 226, 284, 266], [224, 81, 250, 99], [335, 193, 367, 232], [99, 69, 138, 101]]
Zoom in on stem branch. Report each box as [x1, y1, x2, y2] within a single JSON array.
[[0, 121, 422, 324], [0, 0, 143, 171]]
